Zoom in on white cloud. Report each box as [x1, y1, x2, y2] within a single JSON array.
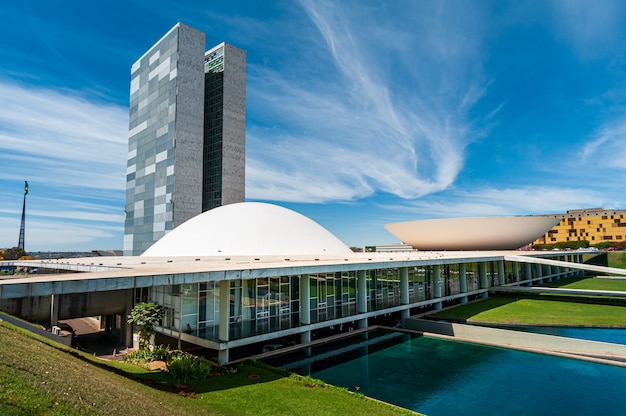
[[0, 80, 127, 185], [0, 79, 128, 251], [551, 0, 626, 60], [0, 218, 123, 252], [0, 81, 128, 185], [385, 186, 608, 221], [581, 119, 626, 169], [245, 1, 489, 204]]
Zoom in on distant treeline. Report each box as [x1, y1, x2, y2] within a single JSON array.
[[532, 240, 626, 251]]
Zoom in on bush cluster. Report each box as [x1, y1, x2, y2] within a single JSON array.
[[533, 240, 626, 251], [124, 345, 239, 383], [167, 351, 215, 383], [124, 344, 170, 365]]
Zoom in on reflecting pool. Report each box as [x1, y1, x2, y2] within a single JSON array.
[[501, 326, 626, 344], [263, 330, 626, 415]]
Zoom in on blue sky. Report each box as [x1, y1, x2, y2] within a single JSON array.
[[1, 1, 626, 252]]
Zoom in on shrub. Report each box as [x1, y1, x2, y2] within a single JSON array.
[[190, 357, 213, 379], [151, 344, 170, 361], [167, 353, 195, 383], [123, 344, 170, 367], [124, 347, 153, 365]]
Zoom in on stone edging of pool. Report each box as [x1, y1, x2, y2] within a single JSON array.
[[405, 318, 626, 367]]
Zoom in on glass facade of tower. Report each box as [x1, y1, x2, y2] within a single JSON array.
[[203, 46, 225, 210], [124, 24, 245, 255], [202, 43, 246, 212]]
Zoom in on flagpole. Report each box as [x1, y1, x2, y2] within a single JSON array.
[[18, 181, 28, 250]]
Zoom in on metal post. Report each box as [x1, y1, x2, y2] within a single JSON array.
[[18, 181, 28, 250]]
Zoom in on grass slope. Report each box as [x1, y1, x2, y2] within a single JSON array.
[[608, 252, 626, 269], [0, 321, 413, 416], [0, 323, 201, 416], [543, 276, 626, 291], [432, 297, 626, 326], [431, 277, 626, 326]]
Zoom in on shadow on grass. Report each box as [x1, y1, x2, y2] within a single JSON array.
[[428, 297, 519, 322], [539, 276, 588, 288], [132, 360, 289, 394]]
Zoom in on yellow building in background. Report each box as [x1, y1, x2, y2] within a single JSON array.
[[533, 208, 626, 246]]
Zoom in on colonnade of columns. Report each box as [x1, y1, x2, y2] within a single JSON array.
[[214, 255, 584, 363]]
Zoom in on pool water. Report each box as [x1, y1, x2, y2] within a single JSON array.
[[501, 326, 626, 344], [264, 330, 626, 415]]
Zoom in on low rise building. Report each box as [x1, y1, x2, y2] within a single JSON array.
[[534, 208, 626, 246], [1, 202, 604, 363]]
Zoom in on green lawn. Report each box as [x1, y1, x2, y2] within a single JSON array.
[[0, 321, 414, 416], [430, 296, 626, 327], [542, 276, 626, 291], [608, 251, 626, 269]]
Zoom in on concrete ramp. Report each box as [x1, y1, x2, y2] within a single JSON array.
[[503, 255, 626, 276], [405, 318, 626, 365]]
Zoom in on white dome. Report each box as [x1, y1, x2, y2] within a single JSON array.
[[141, 202, 352, 257]]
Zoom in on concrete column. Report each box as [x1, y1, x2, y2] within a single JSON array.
[[479, 262, 488, 298], [567, 255, 573, 277], [299, 274, 310, 325], [535, 263, 543, 285], [50, 294, 59, 326], [525, 263, 532, 287], [218, 348, 229, 364], [357, 270, 368, 328], [498, 261, 505, 286], [433, 265, 442, 298], [513, 262, 520, 283], [121, 288, 134, 348], [459, 263, 468, 304], [400, 267, 410, 319], [433, 265, 442, 309], [301, 330, 311, 345], [357, 270, 367, 314], [219, 280, 230, 342], [400, 267, 409, 304]]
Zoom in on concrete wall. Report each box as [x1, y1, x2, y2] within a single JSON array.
[[0, 312, 72, 347], [0, 290, 131, 323], [406, 318, 626, 359]]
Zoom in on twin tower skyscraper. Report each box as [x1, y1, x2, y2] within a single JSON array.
[[124, 23, 246, 255]]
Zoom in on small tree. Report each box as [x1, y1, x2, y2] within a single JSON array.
[[4, 247, 27, 260], [127, 302, 164, 349]]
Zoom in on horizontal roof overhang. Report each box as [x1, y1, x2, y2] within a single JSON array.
[[0, 250, 611, 299]]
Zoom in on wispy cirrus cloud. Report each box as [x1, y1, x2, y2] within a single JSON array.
[[384, 185, 608, 221], [551, 0, 626, 60], [0, 80, 127, 182], [246, 1, 490, 203], [0, 79, 127, 250], [581, 118, 626, 169]]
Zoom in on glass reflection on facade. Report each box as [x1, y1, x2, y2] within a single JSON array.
[[148, 257, 574, 344]]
